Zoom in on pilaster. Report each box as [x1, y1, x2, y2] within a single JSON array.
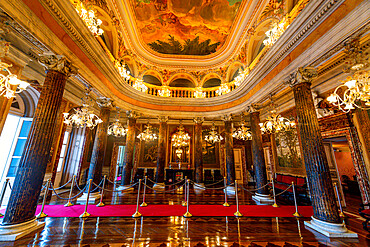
[[194, 117, 204, 183]]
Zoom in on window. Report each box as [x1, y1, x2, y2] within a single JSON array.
[[57, 131, 70, 172], [6, 118, 32, 177]]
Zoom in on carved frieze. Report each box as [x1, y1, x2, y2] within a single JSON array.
[[318, 112, 350, 132]]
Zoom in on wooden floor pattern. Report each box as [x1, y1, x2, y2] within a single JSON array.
[[0, 185, 369, 246]]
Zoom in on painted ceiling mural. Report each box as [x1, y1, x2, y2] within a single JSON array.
[[130, 0, 244, 55]]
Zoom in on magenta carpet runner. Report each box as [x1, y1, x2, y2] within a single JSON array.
[[0, 205, 313, 217]]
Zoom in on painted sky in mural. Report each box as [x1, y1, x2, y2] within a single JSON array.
[[130, 0, 243, 55]]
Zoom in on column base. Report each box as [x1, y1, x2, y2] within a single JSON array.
[[153, 183, 165, 190], [193, 183, 205, 193], [116, 185, 134, 192], [304, 217, 358, 238], [0, 219, 45, 241], [252, 193, 274, 204], [76, 192, 101, 204], [224, 186, 236, 194]]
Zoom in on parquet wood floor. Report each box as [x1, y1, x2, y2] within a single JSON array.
[[0, 185, 368, 246]]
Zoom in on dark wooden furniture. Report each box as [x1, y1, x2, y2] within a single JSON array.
[[359, 203, 370, 231], [165, 169, 193, 184], [274, 173, 309, 203]]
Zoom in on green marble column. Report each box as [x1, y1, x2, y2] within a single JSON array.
[[223, 116, 235, 184], [155, 116, 168, 184]]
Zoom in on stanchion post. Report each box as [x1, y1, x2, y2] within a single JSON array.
[[182, 176, 187, 206], [234, 180, 243, 217], [183, 179, 192, 218], [36, 179, 50, 219], [223, 176, 230, 207], [0, 179, 10, 217], [292, 181, 302, 217], [140, 176, 148, 207], [79, 179, 92, 218], [96, 175, 106, 207], [334, 182, 345, 218], [132, 179, 142, 218], [64, 175, 76, 207], [271, 177, 279, 208]]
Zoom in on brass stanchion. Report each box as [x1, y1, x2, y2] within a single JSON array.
[[292, 182, 302, 217], [96, 175, 106, 207], [182, 176, 187, 206], [223, 177, 230, 207], [36, 179, 50, 219], [271, 177, 279, 208], [334, 182, 345, 218], [140, 176, 148, 207], [183, 179, 192, 218], [234, 180, 243, 217], [79, 179, 92, 218], [132, 179, 142, 218], [64, 175, 76, 207], [0, 178, 10, 217]]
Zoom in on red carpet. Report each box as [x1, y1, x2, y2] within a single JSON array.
[[0, 204, 313, 217]]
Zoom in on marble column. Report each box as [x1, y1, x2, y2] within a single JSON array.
[[154, 116, 168, 188], [223, 115, 235, 186], [0, 55, 77, 240], [249, 106, 272, 203], [86, 98, 111, 187], [289, 67, 356, 237], [120, 111, 139, 188], [194, 117, 204, 184]]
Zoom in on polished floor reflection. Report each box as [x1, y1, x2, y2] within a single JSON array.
[[1, 185, 369, 246]]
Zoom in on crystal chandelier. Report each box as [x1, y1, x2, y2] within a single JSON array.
[[108, 109, 127, 137], [194, 87, 206, 98], [263, 19, 288, 48], [171, 122, 190, 147], [233, 122, 252, 140], [159, 86, 171, 97], [133, 78, 148, 92], [0, 41, 29, 99], [205, 122, 223, 144], [216, 83, 230, 96], [116, 61, 131, 81], [63, 90, 103, 129], [233, 70, 247, 87], [327, 70, 370, 112], [137, 123, 158, 141], [76, 3, 104, 37], [259, 109, 295, 134]]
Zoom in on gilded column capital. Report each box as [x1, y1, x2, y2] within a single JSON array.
[[246, 103, 261, 113], [126, 110, 140, 119], [193, 117, 204, 124], [158, 116, 169, 123], [38, 55, 78, 77], [222, 114, 232, 122], [96, 97, 112, 109], [285, 67, 318, 87]]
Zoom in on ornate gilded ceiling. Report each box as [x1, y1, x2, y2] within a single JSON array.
[[130, 0, 243, 56]]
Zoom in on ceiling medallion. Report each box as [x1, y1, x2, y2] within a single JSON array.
[[205, 122, 223, 144], [171, 122, 190, 147], [216, 83, 230, 96], [259, 109, 295, 134], [159, 86, 171, 97], [137, 123, 158, 141], [63, 89, 103, 129], [263, 18, 288, 48], [233, 122, 252, 140], [133, 78, 148, 92], [194, 87, 206, 98], [107, 109, 127, 137], [327, 70, 370, 112], [0, 40, 29, 99], [75, 3, 104, 37]]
